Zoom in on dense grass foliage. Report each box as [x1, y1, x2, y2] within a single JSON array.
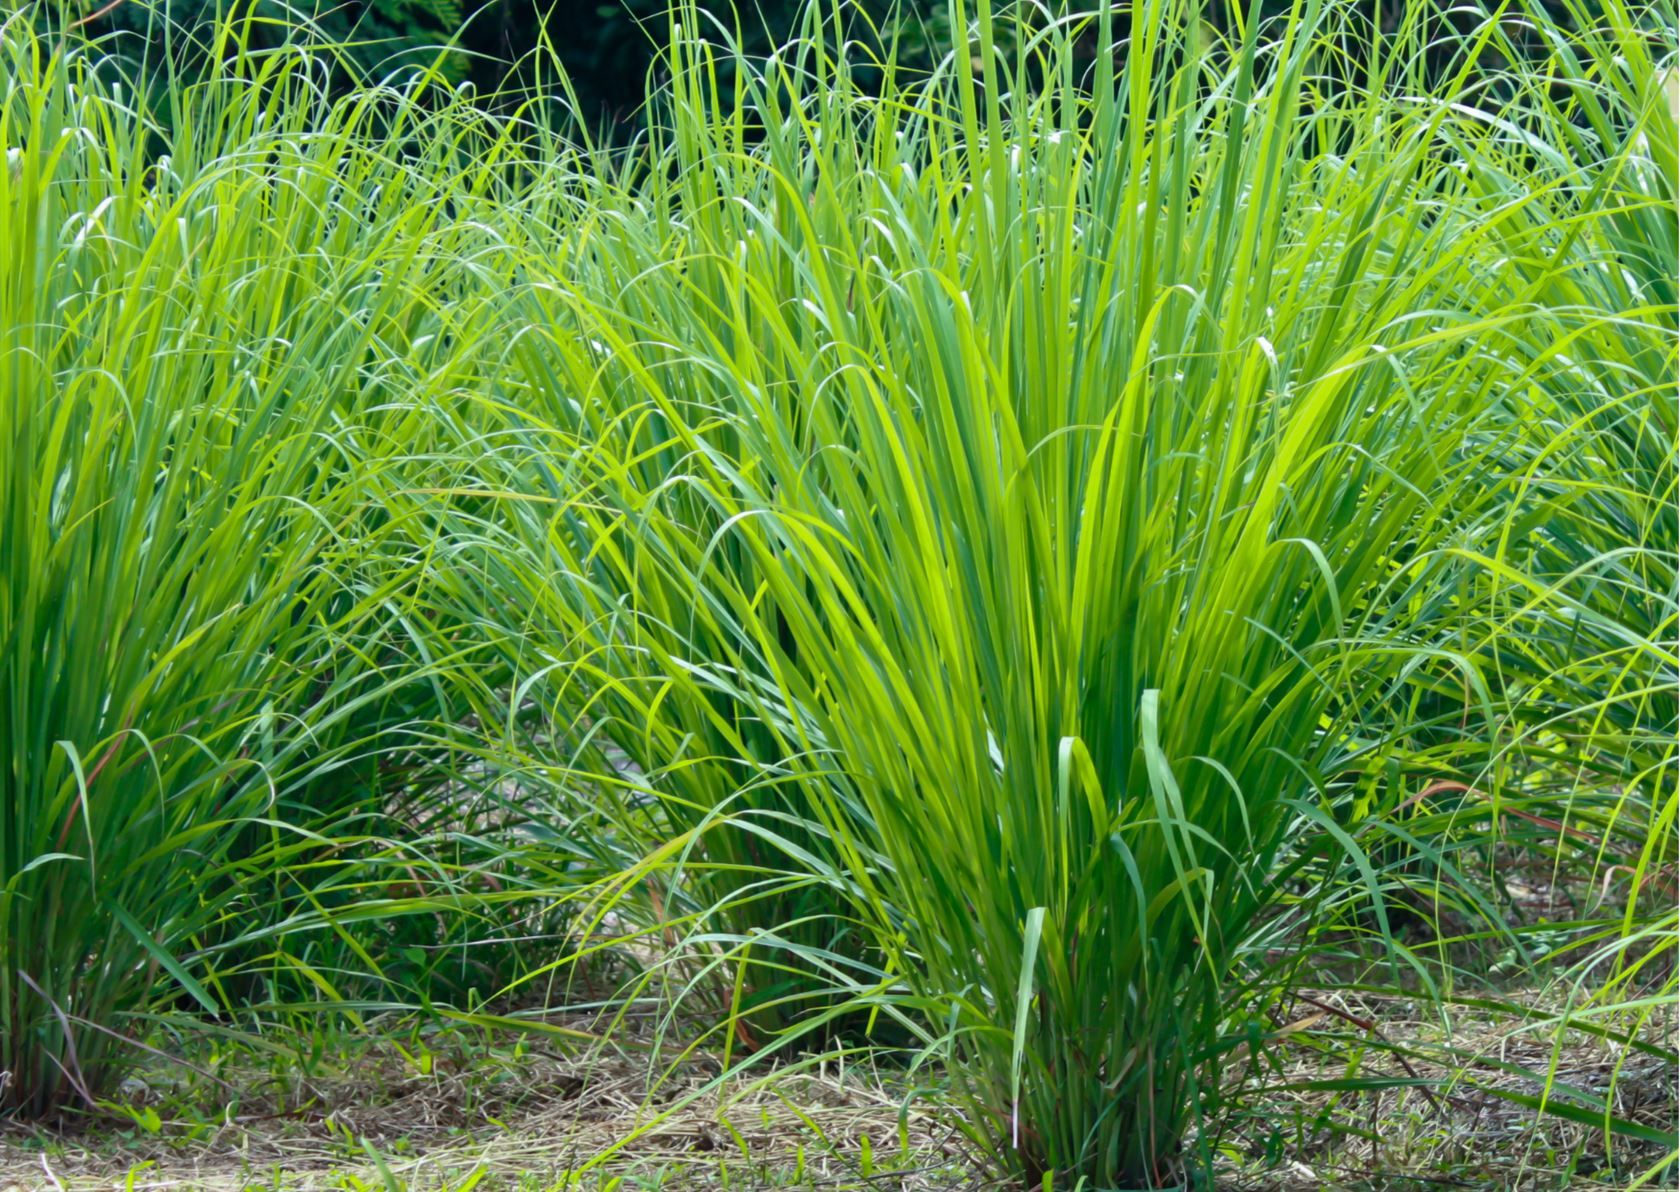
[[426, 2, 1657, 1181], [1445, 0, 1678, 1058], [0, 0, 1672, 1186], [0, 23, 513, 1114]]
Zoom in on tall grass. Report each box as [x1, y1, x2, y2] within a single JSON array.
[[0, 14, 502, 1114], [423, 0, 1627, 1182], [1, 1, 1671, 1186], [1459, 0, 1676, 946], [1435, 7, 1678, 1170]]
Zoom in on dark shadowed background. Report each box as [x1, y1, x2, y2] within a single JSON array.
[[55, 0, 1590, 137]]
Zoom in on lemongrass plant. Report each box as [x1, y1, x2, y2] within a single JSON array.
[[432, 0, 1579, 1182], [411, 10, 916, 1048], [5, 0, 1662, 1179], [1433, 5, 1677, 1151], [1447, 0, 1676, 919], [0, 11, 513, 1113], [1291, 0, 1677, 977]]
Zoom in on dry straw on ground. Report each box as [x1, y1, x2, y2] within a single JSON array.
[[1, 990, 1670, 1191]]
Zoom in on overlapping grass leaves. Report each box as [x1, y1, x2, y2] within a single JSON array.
[[422, 1, 1644, 1183], [0, 17, 526, 1115]]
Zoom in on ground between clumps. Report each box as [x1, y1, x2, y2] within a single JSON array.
[[0, 989, 1671, 1191]]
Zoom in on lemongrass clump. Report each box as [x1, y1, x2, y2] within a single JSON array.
[[430, 0, 1581, 1182], [0, 13, 507, 1114]]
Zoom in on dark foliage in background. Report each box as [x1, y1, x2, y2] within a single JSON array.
[[53, 0, 1596, 137]]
